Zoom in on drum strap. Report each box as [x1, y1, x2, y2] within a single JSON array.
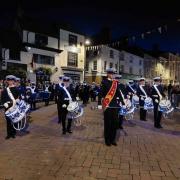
[[6, 87, 16, 113], [153, 85, 162, 100], [139, 85, 147, 98], [128, 84, 136, 94], [63, 86, 72, 102]]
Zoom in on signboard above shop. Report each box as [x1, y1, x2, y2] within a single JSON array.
[[64, 45, 81, 53]]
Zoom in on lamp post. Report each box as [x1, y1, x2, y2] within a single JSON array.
[[83, 39, 91, 82]]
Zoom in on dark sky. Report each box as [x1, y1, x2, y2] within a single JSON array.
[[1, 0, 180, 52]]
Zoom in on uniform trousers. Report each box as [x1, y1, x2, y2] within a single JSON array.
[[153, 102, 162, 127], [104, 108, 118, 144], [6, 116, 16, 137]]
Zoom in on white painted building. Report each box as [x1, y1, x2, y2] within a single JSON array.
[[59, 29, 85, 82], [85, 45, 120, 83], [119, 50, 144, 81], [1, 28, 86, 83]]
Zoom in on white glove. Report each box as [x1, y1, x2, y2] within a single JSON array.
[[98, 105, 102, 109], [155, 99, 159, 103], [62, 104, 67, 108], [21, 96, 25, 99], [122, 105, 126, 109], [3, 103, 9, 108], [141, 97, 144, 101], [127, 95, 130, 99]]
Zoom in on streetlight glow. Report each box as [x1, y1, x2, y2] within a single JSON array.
[[85, 39, 91, 45]]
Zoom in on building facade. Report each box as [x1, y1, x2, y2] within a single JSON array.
[[0, 27, 86, 83], [119, 50, 144, 82], [85, 45, 120, 83], [59, 29, 85, 82]]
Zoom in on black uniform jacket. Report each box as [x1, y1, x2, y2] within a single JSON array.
[[1, 87, 20, 111], [100, 79, 124, 108], [56, 86, 70, 108]]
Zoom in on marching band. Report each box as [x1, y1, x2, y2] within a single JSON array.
[[0, 71, 175, 146]]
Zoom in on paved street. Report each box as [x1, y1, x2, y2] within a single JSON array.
[[0, 102, 180, 180]]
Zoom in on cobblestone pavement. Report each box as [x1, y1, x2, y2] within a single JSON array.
[[0, 102, 180, 180]]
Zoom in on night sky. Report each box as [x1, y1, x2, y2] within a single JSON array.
[[1, 0, 180, 52]]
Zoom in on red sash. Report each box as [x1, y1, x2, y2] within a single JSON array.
[[102, 80, 118, 110]]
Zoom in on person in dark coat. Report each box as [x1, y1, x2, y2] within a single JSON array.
[[56, 76, 72, 134], [137, 78, 149, 121], [101, 69, 124, 146], [1, 75, 20, 139], [151, 77, 166, 128], [114, 75, 127, 129]]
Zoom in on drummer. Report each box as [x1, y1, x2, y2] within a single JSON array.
[[1, 75, 20, 139], [137, 77, 148, 121], [56, 76, 73, 134]]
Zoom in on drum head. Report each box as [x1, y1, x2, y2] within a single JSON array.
[[67, 102, 79, 112]]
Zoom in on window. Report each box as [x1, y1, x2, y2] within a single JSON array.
[[85, 60, 89, 71], [119, 53, 124, 61], [139, 69, 142, 75], [139, 60, 142, 65], [110, 50, 114, 58], [129, 56, 133, 63], [69, 34, 77, 46], [109, 62, 113, 68], [115, 64, 118, 71], [68, 52, 78, 67], [104, 61, 107, 71], [129, 67, 133, 74], [33, 54, 54, 65], [35, 34, 48, 46], [93, 60, 97, 70], [9, 49, 20, 60], [120, 65, 124, 73]]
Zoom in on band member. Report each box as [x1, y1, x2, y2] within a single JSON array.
[[55, 76, 64, 124], [1, 75, 20, 139], [126, 80, 137, 100], [151, 77, 166, 128], [137, 78, 148, 121], [82, 81, 90, 105], [101, 68, 123, 146], [43, 82, 50, 106], [27, 82, 38, 110], [56, 76, 72, 134], [115, 74, 127, 129]]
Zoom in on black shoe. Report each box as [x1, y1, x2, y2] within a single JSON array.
[[155, 125, 163, 129], [67, 130, 72, 134], [105, 143, 111, 146], [62, 131, 66, 135], [111, 142, 117, 146], [5, 136, 11, 140], [119, 126, 124, 129], [11, 135, 16, 139]]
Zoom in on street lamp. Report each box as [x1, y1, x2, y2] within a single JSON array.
[[83, 38, 91, 82], [85, 39, 91, 46]]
